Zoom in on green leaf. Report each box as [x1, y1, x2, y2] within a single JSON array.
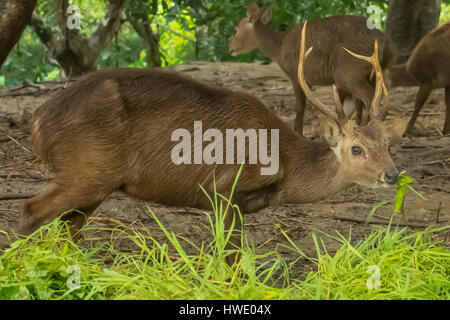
[[393, 173, 425, 216]]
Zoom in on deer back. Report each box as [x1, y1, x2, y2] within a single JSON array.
[[277, 15, 396, 85], [406, 22, 450, 87], [31, 68, 293, 210]]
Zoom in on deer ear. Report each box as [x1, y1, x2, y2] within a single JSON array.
[[320, 117, 341, 148], [261, 5, 273, 24], [381, 117, 408, 147], [247, 2, 261, 23]]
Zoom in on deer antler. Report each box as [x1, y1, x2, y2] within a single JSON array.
[[343, 41, 389, 122], [297, 22, 347, 127]]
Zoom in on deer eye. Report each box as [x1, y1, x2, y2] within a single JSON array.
[[351, 146, 362, 155]]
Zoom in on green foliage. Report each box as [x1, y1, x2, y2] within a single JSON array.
[[393, 172, 426, 216], [441, 2, 450, 24], [270, 0, 386, 26], [1, 0, 389, 83], [0, 170, 291, 300], [365, 172, 426, 224], [289, 225, 450, 299], [98, 25, 148, 68], [1, 27, 60, 85], [1, 207, 448, 299], [157, 15, 196, 65], [2, 0, 449, 83], [0, 168, 449, 300]]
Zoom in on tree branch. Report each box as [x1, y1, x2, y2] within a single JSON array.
[[88, 0, 126, 52], [127, 12, 162, 67], [53, 0, 70, 39], [0, 0, 37, 67], [30, 13, 65, 69], [31, 0, 126, 75], [30, 13, 53, 46], [155, 21, 195, 42]]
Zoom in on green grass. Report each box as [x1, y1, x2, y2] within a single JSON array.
[[1, 211, 449, 299], [0, 171, 449, 300], [0, 210, 292, 300], [288, 226, 450, 299], [1, 214, 448, 300]]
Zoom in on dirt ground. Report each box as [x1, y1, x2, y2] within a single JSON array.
[[1, 61, 449, 278]]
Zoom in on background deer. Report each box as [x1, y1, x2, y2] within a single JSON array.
[[387, 21, 450, 135], [18, 24, 398, 259], [229, 2, 397, 134]]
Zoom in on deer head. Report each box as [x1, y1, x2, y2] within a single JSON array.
[[298, 22, 399, 187], [229, 2, 273, 56]]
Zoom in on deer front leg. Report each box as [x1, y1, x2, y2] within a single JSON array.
[[18, 182, 108, 239]]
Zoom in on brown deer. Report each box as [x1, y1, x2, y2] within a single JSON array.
[[18, 24, 398, 260], [229, 2, 397, 134], [387, 21, 450, 135]]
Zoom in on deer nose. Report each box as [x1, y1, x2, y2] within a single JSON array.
[[384, 169, 399, 185]]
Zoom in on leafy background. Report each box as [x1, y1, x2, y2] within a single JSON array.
[[1, 0, 450, 84]]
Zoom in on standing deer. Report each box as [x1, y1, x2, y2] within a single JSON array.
[[387, 21, 450, 135], [19, 24, 398, 261], [229, 2, 396, 134]]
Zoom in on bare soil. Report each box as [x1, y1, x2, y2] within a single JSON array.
[[1, 62, 449, 278]]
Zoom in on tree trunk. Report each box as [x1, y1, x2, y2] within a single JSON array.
[[127, 13, 161, 68], [386, 0, 441, 63], [0, 0, 37, 69], [30, 0, 125, 77]]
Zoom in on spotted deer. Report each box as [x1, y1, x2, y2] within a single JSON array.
[[387, 21, 450, 135], [19, 24, 398, 262], [229, 2, 396, 134]]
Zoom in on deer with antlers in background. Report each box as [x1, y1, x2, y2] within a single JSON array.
[[229, 2, 397, 135]]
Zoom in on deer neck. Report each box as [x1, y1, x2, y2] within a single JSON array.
[[276, 139, 351, 205], [253, 21, 284, 61], [388, 63, 421, 87]]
